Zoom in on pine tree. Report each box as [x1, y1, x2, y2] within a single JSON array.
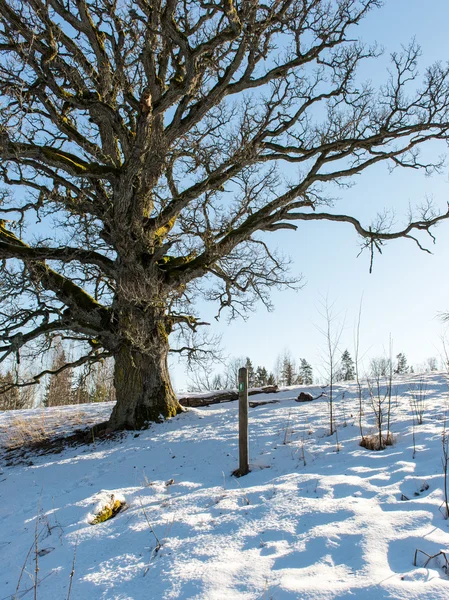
[[0, 371, 21, 410], [72, 371, 90, 404], [44, 341, 73, 407], [90, 360, 115, 402], [267, 373, 276, 386], [340, 350, 355, 381], [255, 366, 268, 387], [273, 354, 283, 386], [244, 357, 256, 387], [395, 353, 408, 375], [281, 355, 296, 386], [298, 359, 313, 385], [19, 380, 36, 410]]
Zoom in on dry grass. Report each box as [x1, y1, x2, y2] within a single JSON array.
[[1, 414, 52, 452], [360, 433, 395, 451], [1, 411, 86, 451], [0, 407, 118, 464]]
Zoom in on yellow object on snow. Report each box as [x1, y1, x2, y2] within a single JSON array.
[[90, 494, 124, 524]]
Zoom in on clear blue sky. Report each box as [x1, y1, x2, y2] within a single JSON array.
[[171, 0, 449, 390]]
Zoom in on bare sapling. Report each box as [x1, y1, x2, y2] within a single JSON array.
[[439, 330, 449, 376], [297, 419, 312, 467], [409, 379, 427, 425], [442, 412, 449, 519], [341, 392, 348, 428], [335, 419, 341, 453], [411, 409, 417, 460], [316, 297, 344, 436], [386, 337, 394, 445], [300, 430, 307, 467], [375, 376, 383, 447], [354, 299, 365, 443], [362, 359, 394, 451]]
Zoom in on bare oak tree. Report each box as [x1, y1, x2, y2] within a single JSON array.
[[1, 0, 449, 429]]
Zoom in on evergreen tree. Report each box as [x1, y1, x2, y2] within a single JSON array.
[[44, 341, 73, 407], [267, 373, 276, 386], [340, 350, 355, 381], [0, 371, 21, 410], [90, 360, 115, 402], [395, 353, 408, 375], [298, 359, 313, 385], [273, 354, 283, 386], [19, 380, 36, 410], [72, 371, 90, 404], [281, 355, 296, 386], [255, 366, 268, 387], [244, 357, 256, 387]]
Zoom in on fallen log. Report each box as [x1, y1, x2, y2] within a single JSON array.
[[249, 385, 278, 396], [179, 391, 237, 407], [249, 400, 280, 408], [179, 385, 279, 408]]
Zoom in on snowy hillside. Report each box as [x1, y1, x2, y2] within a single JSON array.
[[1, 373, 449, 599]]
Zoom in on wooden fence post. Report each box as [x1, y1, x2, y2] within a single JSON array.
[[237, 366, 249, 476]]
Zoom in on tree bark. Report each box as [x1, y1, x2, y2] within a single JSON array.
[[108, 338, 182, 430]]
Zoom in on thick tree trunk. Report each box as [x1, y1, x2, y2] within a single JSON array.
[[107, 341, 182, 430]]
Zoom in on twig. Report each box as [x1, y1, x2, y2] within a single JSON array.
[[13, 541, 35, 600], [335, 421, 340, 453], [414, 548, 449, 571], [6, 572, 55, 600], [138, 497, 162, 576], [66, 535, 78, 600], [34, 493, 43, 600], [232, 474, 250, 505], [283, 409, 292, 445]]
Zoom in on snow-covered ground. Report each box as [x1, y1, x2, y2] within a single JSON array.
[[1, 373, 449, 599]]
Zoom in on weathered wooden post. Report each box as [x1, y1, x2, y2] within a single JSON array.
[[237, 366, 249, 476]]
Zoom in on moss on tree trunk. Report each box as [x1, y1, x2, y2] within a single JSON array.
[[108, 340, 182, 430]]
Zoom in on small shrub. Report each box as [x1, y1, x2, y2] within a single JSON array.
[[409, 380, 427, 425], [360, 433, 394, 451]]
